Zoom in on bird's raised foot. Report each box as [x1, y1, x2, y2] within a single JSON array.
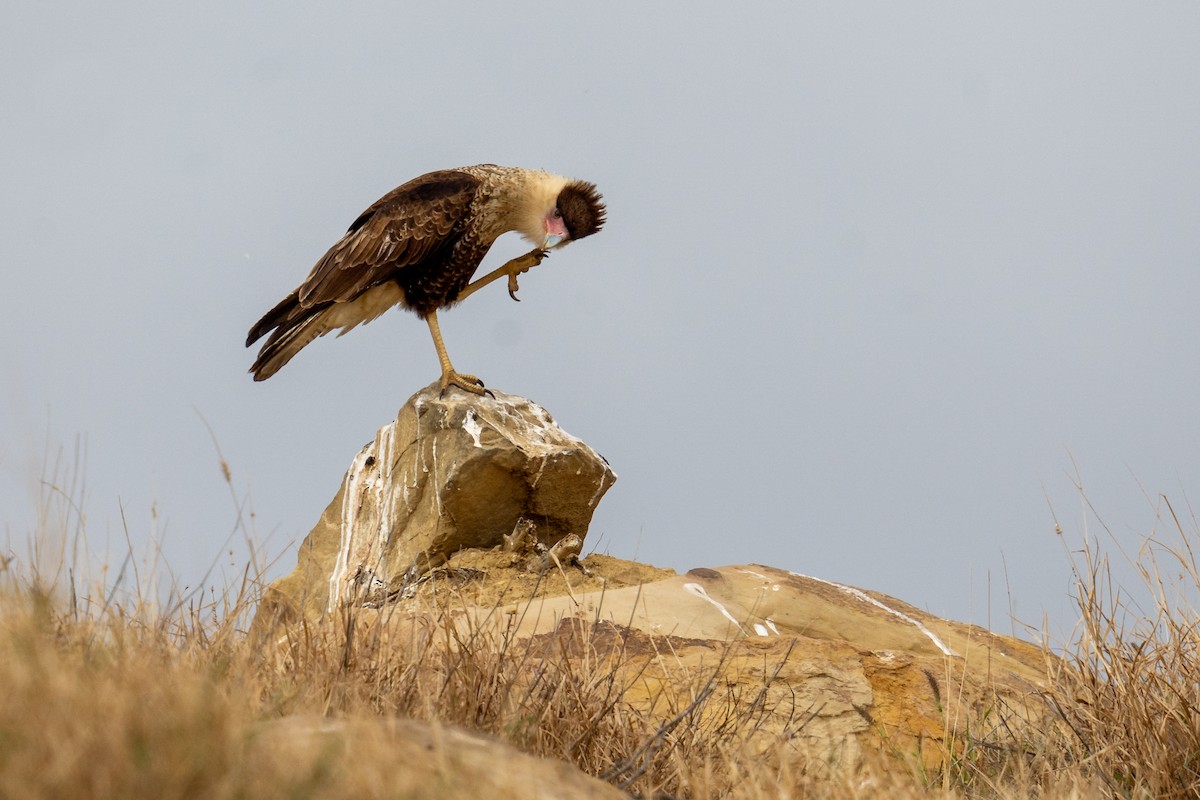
[[439, 370, 493, 398], [507, 248, 549, 301]]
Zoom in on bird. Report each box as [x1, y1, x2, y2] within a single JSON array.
[[246, 164, 605, 393]]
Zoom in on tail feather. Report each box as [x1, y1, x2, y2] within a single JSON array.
[[248, 313, 332, 381], [247, 291, 300, 347], [247, 292, 334, 381]]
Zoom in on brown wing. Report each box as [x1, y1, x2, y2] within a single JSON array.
[[295, 169, 481, 307]]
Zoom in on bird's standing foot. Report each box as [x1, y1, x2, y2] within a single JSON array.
[[426, 311, 493, 397], [438, 369, 493, 398]]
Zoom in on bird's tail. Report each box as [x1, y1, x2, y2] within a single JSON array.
[[246, 293, 329, 381]]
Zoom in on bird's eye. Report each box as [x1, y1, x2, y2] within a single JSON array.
[[553, 209, 562, 218]]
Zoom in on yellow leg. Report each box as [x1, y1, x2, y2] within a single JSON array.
[[425, 310, 487, 395], [457, 248, 548, 303]]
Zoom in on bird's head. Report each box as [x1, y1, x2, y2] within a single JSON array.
[[516, 172, 606, 249], [545, 180, 606, 249]]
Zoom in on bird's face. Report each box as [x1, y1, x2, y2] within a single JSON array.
[[543, 207, 569, 248]]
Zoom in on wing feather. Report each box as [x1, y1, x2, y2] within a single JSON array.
[[295, 170, 479, 307]]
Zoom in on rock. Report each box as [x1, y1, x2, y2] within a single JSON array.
[[559, 563, 1049, 771], [249, 715, 626, 800], [256, 383, 616, 625], [333, 554, 1049, 775]]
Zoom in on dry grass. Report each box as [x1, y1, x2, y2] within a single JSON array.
[[3, 459, 1199, 798], [1038, 495, 1200, 798]]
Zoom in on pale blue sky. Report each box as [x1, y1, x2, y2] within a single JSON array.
[[3, 3, 1198, 636]]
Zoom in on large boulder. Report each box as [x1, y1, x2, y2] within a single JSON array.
[[343, 552, 1049, 773], [258, 383, 616, 624]]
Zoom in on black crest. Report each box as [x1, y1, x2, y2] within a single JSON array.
[[557, 180, 606, 241]]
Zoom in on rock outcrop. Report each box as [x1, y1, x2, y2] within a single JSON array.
[[326, 550, 1048, 772], [259, 382, 616, 623], [254, 386, 1050, 778]]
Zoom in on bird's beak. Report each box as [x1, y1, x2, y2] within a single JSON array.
[[543, 210, 568, 248]]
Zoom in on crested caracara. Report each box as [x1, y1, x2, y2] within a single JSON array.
[[246, 164, 605, 393]]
